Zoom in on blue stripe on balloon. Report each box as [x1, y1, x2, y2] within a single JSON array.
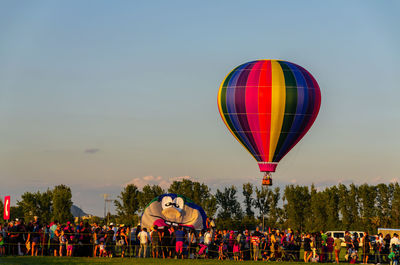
[[235, 61, 262, 161], [225, 62, 258, 157]]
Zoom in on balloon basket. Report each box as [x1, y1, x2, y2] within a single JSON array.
[[262, 174, 272, 186]]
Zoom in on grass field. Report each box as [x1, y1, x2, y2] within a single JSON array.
[[0, 257, 306, 265]]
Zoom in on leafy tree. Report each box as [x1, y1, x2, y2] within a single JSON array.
[[52, 184, 73, 223], [324, 186, 340, 230], [283, 185, 310, 231], [202, 194, 218, 218], [114, 184, 140, 225], [0, 199, 3, 224], [168, 179, 216, 218], [253, 186, 271, 220], [242, 183, 254, 218], [338, 184, 359, 230], [138, 184, 164, 211], [375, 183, 393, 228], [37, 189, 53, 223], [254, 186, 280, 230], [307, 184, 327, 231], [266, 187, 281, 228], [358, 184, 376, 232], [10, 206, 24, 221], [215, 185, 242, 220], [390, 183, 400, 228]]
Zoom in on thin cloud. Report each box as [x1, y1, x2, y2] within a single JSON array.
[[84, 148, 100, 154], [124, 175, 191, 189]]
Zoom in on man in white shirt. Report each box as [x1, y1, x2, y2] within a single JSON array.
[[390, 233, 400, 247], [138, 228, 149, 258], [204, 229, 212, 246]]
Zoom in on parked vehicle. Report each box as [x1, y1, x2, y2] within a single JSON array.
[[378, 228, 400, 238], [325, 231, 365, 247]]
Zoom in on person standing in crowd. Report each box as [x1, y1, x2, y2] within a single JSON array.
[[375, 233, 383, 264], [175, 226, 185, 259], [169, 226, 176, 258], [134, 225, 141, 257], [204, 228, 212, 258], [7, 222, 18, 256], [345, 231, 352, 252], [0, 234, 5, 256], [53, 224, 62, 256], [326, 232, 334, 262], [352, 232, 360, 261], [59, 230, 66, 256], [251, 231, 260, 261], [119, 226, 128, 258], [304, 233, 313, 263], [320, 231, 327, 262], [49, 221, 58, 256], [150, 225, 160, 258], [294, 230, 302, 261], [383, 233, 392, 261], [30, 221, 41, 256], [161, 226, 170, 259], [188, 228, 197, 259], [334, 234, 342, 264], [92, 223, 100, 257], [105, 224, 115, 257], [138, 227, 149, 258], [390, 233, 400, 246], [362, 232, 372, 264]]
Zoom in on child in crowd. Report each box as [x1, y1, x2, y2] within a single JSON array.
[[59, 230, 67, 256], [218, 241, 227, 260], [389, 244, 400, 265], [99, 241, 106, 257], [349, 247, 358, 264], [66, 233, 74, 257], [0, 235, 5, 256], [233, 241, 240, 261], [311, 253, 320, 263]]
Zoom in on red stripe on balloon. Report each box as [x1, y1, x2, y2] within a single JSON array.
[[258, 60, 272, 161], [245, 61, 265, 160]]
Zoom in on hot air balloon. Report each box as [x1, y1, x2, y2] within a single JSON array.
[[218, 60, 321, 186]]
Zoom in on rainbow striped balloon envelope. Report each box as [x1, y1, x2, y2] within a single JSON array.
[[218, 60, 321, 176]]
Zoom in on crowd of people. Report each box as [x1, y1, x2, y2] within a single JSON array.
[[1, 217, 400, 264]]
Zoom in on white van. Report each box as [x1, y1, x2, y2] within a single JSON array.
[[325, 231, 365, 247]]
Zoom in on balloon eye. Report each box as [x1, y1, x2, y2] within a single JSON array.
[[161, 196, 173, 210], [175, 197, 184, 210]]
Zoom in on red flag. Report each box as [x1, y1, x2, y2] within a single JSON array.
[[4, 196, 10, 220]]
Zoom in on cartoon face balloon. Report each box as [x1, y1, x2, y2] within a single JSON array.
[[141, 193, 207, 230], [218, 60, 321, 174]]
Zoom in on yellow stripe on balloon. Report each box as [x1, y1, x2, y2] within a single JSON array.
[[269, 60, 286, 160]]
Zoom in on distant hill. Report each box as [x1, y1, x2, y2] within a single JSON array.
[[71, 205, 88, 217]]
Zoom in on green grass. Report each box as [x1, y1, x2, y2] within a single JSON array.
[[0, 257, 305, 265]]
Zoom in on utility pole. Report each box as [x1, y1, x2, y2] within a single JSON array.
[[103, 194, 109, 220], [103, 194, 113, 225]]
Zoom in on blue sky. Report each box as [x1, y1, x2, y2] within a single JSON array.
[[1, 0, 399, 216]]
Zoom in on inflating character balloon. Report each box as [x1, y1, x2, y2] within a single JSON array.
[[218, 60, 321, 185], [141, 193, 207, 230]]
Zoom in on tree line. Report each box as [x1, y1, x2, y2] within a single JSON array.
[[1, 184, 73, 224], [3, 180, 400, 234]]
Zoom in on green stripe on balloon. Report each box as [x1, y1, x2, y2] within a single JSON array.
[[273, 61, 298, 161]]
